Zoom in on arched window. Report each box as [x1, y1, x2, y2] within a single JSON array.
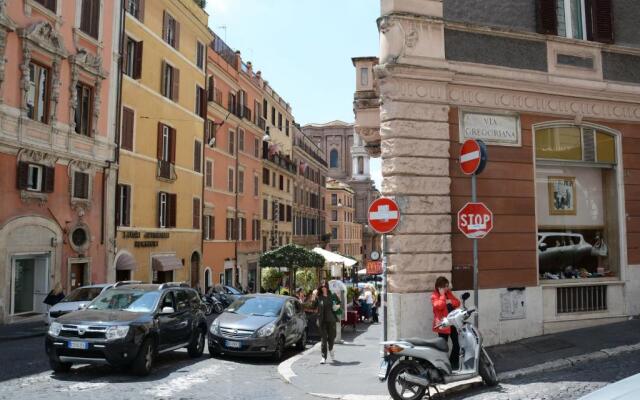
[[357, 156, 364, 175], [330, 149, 339, 168], [534, 124, 619, 282]]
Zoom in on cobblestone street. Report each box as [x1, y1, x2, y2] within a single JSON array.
[[450, 350, 640, 400]]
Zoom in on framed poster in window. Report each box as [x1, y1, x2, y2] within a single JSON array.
[[548, 176, 577, 215]]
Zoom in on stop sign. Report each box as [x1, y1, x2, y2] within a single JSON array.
[[368, 197, 400, 234], [457, 202, 493, 239]]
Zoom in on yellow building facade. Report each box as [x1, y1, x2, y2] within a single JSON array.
[[115, 0, 212, 284]]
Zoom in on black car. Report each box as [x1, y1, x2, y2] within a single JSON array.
[[208, 294, 307, 360], [45, 282, 208, 375]]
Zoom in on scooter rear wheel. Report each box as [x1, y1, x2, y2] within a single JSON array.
[[387, 360, 427, 400]]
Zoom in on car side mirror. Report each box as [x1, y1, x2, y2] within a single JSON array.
[[539, 243, 547, 252], [161, 307, 175, 314], [461, 292, 470, 301]]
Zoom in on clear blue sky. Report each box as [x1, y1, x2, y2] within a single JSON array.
[[205, 0, 382, 189]]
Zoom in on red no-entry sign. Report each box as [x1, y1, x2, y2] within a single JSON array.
[[457, 202, 493, 239], [460, 139, 487, 175], [368, 197, 400, 234]]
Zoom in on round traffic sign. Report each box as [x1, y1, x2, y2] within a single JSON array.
[[460, 139, 487, 175], [368, 198, 400, 234], [457, 202, 493, 239]]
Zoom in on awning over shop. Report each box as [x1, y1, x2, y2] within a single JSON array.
[[152, 255, 183, 272], [312, 247, 357, 267], [115, 253, 137, 271]]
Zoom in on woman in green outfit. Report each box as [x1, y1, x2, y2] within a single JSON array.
[[313, 282, 341, 364]]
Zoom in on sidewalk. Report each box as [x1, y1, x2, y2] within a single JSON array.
[[281, 318, 640, 399], [0, 319, 47, 342]]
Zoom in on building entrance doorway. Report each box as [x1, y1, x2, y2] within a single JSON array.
[[69, 262, 88, 291], [11, 255, 49, 315], [116, 269, 131, 282], [190, 252, 200, 290]]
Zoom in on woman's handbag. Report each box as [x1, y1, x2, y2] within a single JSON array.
[[592, 237, 608, 257]]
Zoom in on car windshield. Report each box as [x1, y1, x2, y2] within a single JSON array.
[[62, 287, 104, 303], [226, 297, 284, 317], [87, 289, 160, 312]]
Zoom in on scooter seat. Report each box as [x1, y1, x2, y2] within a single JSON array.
[[403, 337, 449, 352]]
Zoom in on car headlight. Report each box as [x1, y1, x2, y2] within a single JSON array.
[[255, 321, 276, 337], [48, 322, 62, 336], [209, 319, 221, 335], [105, 326, 130, 340]]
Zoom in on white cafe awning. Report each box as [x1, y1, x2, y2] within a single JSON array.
[[312, 247, 357, 267]]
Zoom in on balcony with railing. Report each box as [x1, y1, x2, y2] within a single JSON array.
[[262, 146, 296, 174], [211, 33, 238, 70], [294, 138, 327, 167], [157, 160, 177, 181], [256, 116, 266, 130]]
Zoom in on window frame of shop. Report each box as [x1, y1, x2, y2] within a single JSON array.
[[533, 122, 620, 282]]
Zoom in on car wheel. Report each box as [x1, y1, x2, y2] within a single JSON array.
[[49, 358, 72, 373], [272, 336, 285, 362], [296, 330, 307, 351], [188, 326, 206, 358], [214, 303, 224, 314], [132, 338, 155, 376]]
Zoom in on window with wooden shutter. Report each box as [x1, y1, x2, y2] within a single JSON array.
[[263, 168, 269, 185], [286, 205, 292, 222], [226, 218, 234, 240], [73, 171, 90, 199], [80, 0, 100, 39], [207, 76, 215, 102], [74, 82, 93, 137], [169, 193, 177, 228], [193, 198, 200, 229], [194, 140, 202, 172], [228, 168, 234, 192], [116, 184, 131, 227], [238, 170, 244, 193], [279, 204, 285, 222], [126, 0, 144, 21], [121, 107, 134, 151], [43, 166, 55, 193], [253, 174, 259, 197], [16, 162, 29, 190], [171, 67, 180, 102], [263, 199, 268, 219], [240, 218, 246, 241], [238, 129, 245, 152], [210, 216, 215, 240], [205, 160, 213, 188], [228, 130, 235, 155], [536, 0, 558, 35], [169, 127, 176, 164], [133, 41, 143, 79], [589, 0, 614, 43]]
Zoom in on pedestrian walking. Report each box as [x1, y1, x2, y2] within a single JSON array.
[[431, 276, 461, 370], [43, 282, 65, 312], [312, 282, 341, 364]]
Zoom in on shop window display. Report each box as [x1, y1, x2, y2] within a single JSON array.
[[535, 125, 618, 281]]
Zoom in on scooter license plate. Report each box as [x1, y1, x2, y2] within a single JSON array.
[[378, 359, 389, 380]]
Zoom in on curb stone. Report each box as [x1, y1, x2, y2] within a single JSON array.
[[277, 342, 321, 384]]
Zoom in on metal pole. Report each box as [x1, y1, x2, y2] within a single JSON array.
[[472, 174, 479, 328], [382, 233, 388, 341]]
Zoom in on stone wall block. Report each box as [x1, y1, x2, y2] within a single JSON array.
[[382, 157, 449, 176], [387, 234, 451, 253], [387, 271, 446, 293], [381, 120, 450, 140], [388, 252, 452, 273], [397, 214, 451, 234], [382, 176, 450, 196], [380, 101, 449, 123], [382, 138, 449, 158], [397, 195, 452, 214]]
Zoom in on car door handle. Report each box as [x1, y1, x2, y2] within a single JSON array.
[[178, 321, 189, 328]]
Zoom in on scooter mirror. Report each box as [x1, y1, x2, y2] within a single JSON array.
[[461, 292, 471, 301]]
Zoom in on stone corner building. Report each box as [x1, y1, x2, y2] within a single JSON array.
[[355, 0, 640, 345]]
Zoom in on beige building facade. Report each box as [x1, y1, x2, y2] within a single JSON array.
[[355, 0, 640, 345], [326, 179, 363, 265]]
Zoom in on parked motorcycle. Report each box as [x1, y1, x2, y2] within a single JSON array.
[[379, 292, 498, 400], [201, 293, 224, 315]]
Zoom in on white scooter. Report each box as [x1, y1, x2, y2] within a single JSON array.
[[379, 292, 498, 400]]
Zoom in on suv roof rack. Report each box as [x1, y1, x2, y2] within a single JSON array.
[[158, 282, 190, 290], [114, 280, 143, 287]]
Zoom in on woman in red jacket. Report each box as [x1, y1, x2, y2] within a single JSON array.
[[431, 276, 461, 370]]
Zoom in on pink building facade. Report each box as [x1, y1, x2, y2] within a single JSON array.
[[0, 0, 120, 324]]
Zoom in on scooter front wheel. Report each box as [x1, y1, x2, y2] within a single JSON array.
[[387, 360, 427, 400], [479, 348, 498, 387]]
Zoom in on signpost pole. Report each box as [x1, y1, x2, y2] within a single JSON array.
[[382, 233, 388, 342], [472, 174, 479, 328]]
